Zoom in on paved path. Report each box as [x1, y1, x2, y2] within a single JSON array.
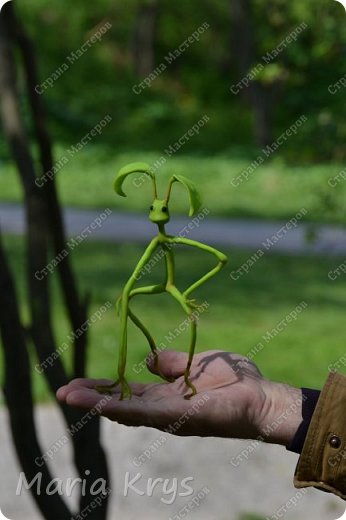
[[0, 405, 344, 520], [1, 202, 346, 256]]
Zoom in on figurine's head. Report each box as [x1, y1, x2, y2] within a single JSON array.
[[113, 162, 201, 227], [149, 199, 170, 224]]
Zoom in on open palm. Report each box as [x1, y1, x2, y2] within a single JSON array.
[[57, 349, 300, 444]]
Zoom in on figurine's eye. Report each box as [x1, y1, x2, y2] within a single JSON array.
[[162, 206, 168, 212], [150, 205, 154, 211]]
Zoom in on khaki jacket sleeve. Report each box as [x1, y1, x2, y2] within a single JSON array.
[[294, 371, 346, 500]]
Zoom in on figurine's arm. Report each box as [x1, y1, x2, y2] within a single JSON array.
[[129, 284, 165, 299], [116, 283, 165, 316], [122, 237, 160, 297], [167, 237, 228, 298]]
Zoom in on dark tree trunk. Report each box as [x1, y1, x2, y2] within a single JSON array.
[[5, 3, 89, 379], [132, 0, 159, 77], [231, 0, 272, 146], [0, 5, 110, 519], [0, 231, 71, 520]]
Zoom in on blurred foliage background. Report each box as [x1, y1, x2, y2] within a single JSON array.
[[1, 0, 346, 221], [5, 0, 346, 159]]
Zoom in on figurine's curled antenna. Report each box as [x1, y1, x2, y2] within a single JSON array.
[[166, 174, 202, 216], [114, 162, 157, 198], [113, 162, 202, 218]]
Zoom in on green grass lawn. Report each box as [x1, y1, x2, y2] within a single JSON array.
[[1, 234, 346, 402], [1, 147, 345, 223]]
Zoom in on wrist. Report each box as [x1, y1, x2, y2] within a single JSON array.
[[255, 380, 303, 447]]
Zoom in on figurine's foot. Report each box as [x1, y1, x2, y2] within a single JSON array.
[[95, 380, 119, 395], [118, 378, 132, 400], [95, 378, 132, 400], [162, 374, 176, 383], [183, 372, 197, 400]]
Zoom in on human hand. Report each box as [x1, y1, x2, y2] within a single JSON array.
[[56, 349, 302, 446]]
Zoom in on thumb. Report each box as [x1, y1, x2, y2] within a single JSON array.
[[147, 350, 189, 379]]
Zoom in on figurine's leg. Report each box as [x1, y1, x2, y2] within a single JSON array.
[[95, 238, 161, 399], [96, 293, 132, 399], [127, 307, 174, 382], [166, 285, 198, 399], [127, 283, 171, 380], [96, 283, 168, 396]]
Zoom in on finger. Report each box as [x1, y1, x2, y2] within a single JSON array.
[[65, 387, 188, 429], [65, 388, 156, 426], [65, 388, 113, 409], [147, 350, 190, 379], [56, 378, 114, 401], [56, 378, 152, 402], [56, 386, 68, 401]]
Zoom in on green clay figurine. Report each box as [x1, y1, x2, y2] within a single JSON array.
[[96, 162, 228, 400]]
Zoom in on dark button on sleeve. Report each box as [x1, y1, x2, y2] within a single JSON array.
[[329, 435, 342, 449]]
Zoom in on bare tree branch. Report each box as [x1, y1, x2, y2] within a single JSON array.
[[0, 229, 72, 520], [6, 3, 89, 378], [0, 6, 110, 518]]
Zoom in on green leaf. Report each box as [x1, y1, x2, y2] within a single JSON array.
[[171, 174, 202, 216], [114, 162, 152, 196]]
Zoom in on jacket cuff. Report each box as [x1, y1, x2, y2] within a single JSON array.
[[293, 371, 346, 500], [287, 388, 320, 454]]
